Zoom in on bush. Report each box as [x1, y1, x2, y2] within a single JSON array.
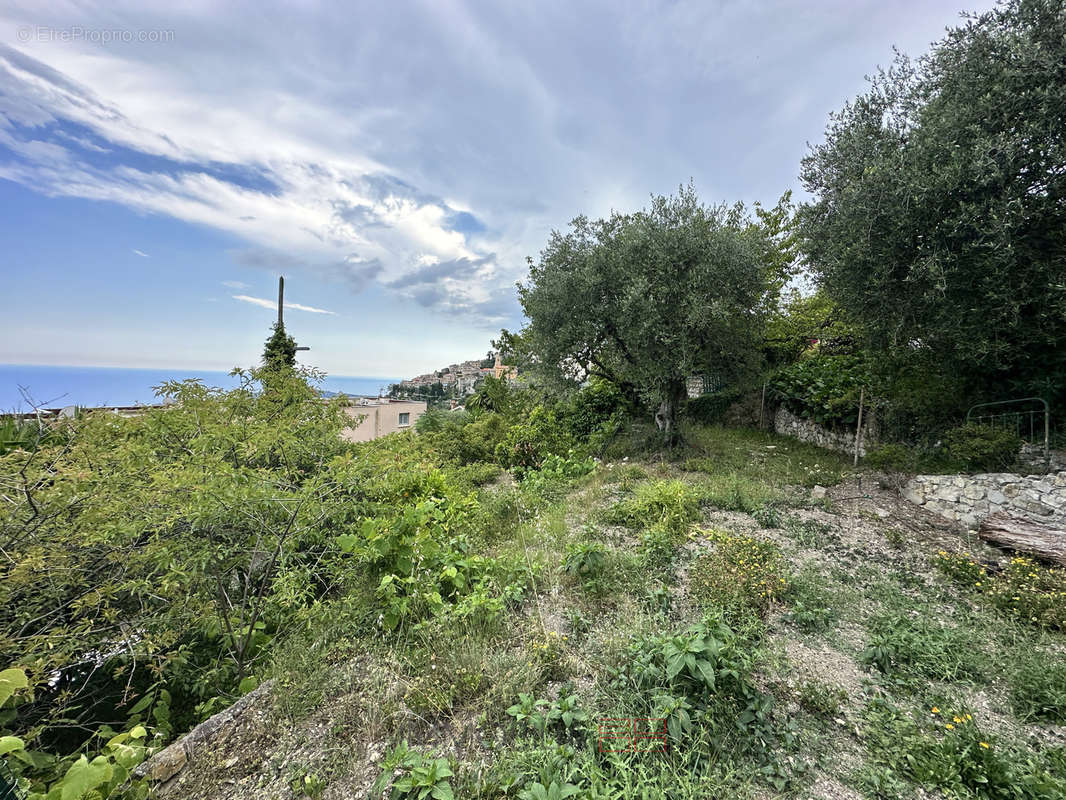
[[943, 423, 1021, 472], [495, 406, 574, 470], [688, 531, 787, 620], [865, 443, 920, 473], [769, 354, 869, 428], [602, 480, 701, 531]]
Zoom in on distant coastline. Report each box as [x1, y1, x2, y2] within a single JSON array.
[[0, 364, 400, 411]]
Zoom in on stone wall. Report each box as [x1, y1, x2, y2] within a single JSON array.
[[903, 471, 1066, 528], [773, 406, 874, 458]]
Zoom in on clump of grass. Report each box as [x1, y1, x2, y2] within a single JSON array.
[[782, 515, 837, 547], [602, 479, 701, 529], [860, 613, 989, 683], [689, 531, 788, 620], [1010, 651, 1066, 724], [696, 473, 778, 512], [797, 680, 848, 717], [783, 567, 840, 633], [934, 551, 1066, 629]]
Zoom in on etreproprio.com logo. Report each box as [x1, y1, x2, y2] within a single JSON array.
[[17, 25, 175, 44]]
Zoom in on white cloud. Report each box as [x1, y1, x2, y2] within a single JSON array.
[[222, 280, 248, 289], [232, 294, 336, 315], [132, 248, 149, 257]]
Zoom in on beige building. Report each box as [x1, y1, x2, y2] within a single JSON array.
[[341, 398, 427, 442]]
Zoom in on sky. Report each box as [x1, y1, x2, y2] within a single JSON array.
[[0, 0, 998, 378]]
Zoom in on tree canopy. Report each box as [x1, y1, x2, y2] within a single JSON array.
[[514, 185, 774, 442], [798, 0, 1066, 404], [263, 322, 298, 370]]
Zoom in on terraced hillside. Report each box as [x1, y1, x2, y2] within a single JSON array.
[[150, 426, 1066, 800]]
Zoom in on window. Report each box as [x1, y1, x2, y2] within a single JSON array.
[[398, 412, 410, 426]]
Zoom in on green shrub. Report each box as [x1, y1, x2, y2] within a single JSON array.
[[943, 423, 1021, 472], [865, 443, 920, 473], [371, 742, 455, 800], [769, 354, 869, 428], [496, 406, 574, 470], [861, 699, 1064, 799], [688, 531, 787, 620], [602, 480, 701, 531], [686, 389, 742, 425]]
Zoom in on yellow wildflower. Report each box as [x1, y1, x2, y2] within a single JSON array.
[[931, 707, 940, 714], [945, 723, 955, 730], [979, 742, 989, 749]]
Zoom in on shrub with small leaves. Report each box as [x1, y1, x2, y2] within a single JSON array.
[[689, 532, 788, 619]]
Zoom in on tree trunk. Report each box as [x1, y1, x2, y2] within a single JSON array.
[[978, 513, 1066, 566], [654, 380, 687, 447]]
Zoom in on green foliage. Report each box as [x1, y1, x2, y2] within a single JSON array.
[[505, 693, 588, 736], [688, 532, 787, 620], [799, 0, 1066, 407], [796, 681, 847, 717], [861, 699, 1065, 799], [602, 480, 701, 531], [514, 183, 774, 443], [783, 568, 839, 633], [561, 541, 606, 584], [764, 289, 859, 367], [935, 551, 1066, 630], [496, 407, 574, 471], [769, 354, 868, 428], [860, 613, 987, 683], [262, 322, 297, 370], [518, 454, 595, 501], [943, 423, 1022, 472], [372, 742, 454, 800], [681, 425, 847, 489], [1010, 652, 1066, 725], [0, 367, 348, 769]]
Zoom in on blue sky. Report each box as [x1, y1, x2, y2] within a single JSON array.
[[0, 0, 996, 377]]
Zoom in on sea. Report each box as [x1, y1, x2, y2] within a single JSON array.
[[0, 364, 401, 412]]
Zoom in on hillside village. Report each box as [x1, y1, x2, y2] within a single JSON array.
[[388, 355, 517, 403]]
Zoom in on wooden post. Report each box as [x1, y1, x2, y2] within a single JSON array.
[[854, 387, 865, 466], [277, 276, 285, 328], [759, 382, 767, 429]]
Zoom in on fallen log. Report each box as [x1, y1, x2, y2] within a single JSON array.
[[978, 513, 1066, 567]]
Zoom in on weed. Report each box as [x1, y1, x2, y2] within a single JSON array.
[[861, 699, 1065, 799], [796, 681, 847, 717], [783, 568, 839, 633], [1010, 652, 1066, 724], [783, 515, 836, 547], [689, 531, 788, 620], [562, 542, 606, 581], [860, 613, 988, 683], [935, 550, 1066, 629], [602, 479, 701, 530], [751, 504, 783, 528], [372, 742, 455, 800]]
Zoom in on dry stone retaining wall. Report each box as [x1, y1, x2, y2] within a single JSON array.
[[903, 471, 1066, 529], [773, 406, 874, 458]]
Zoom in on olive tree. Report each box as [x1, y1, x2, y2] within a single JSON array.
[[515, 185, 771, 444], [798, 0, 1066, 403]]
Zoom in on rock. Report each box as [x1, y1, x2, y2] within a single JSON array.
[[904, 487, 926, 505], [144, 742, 187, 782], [811, 485, 827, 500], [987, 489, 1006, 505]]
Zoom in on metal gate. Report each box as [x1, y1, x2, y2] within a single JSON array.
[[966, 397, 1050, 471]]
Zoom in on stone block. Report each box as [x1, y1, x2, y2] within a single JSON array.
[[987, 489, 1006, 505]]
